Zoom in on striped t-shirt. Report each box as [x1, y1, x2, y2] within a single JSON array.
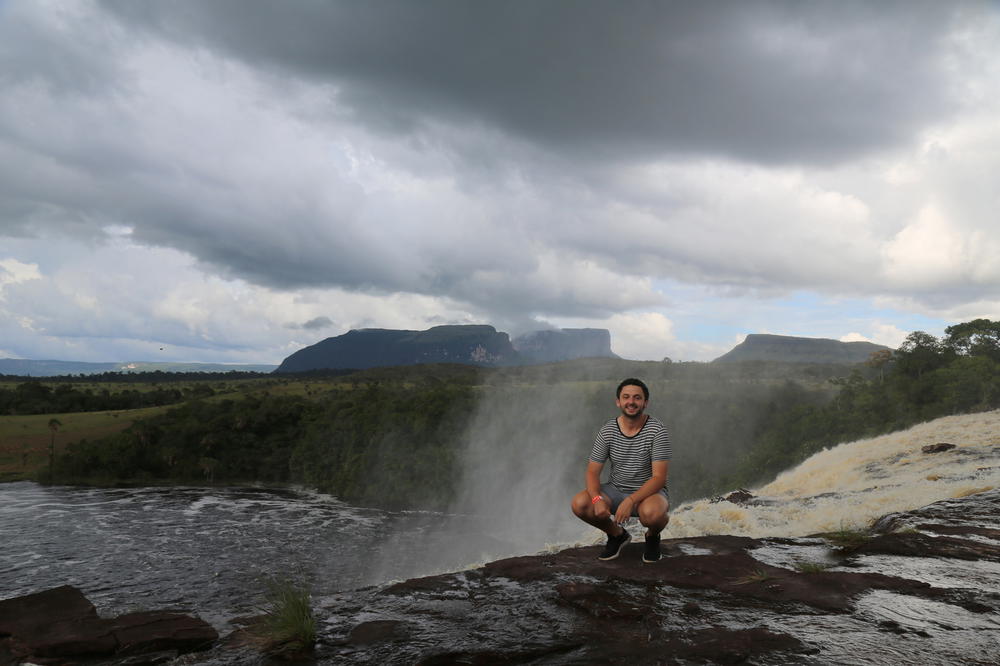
[[589, 415, 672, 494]]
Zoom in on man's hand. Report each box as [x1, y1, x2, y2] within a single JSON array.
[[593, 497, 611, 521], [614, 496, 634, 525]]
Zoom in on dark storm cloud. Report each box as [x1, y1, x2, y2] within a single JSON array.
[[0, 2, 127, 96], [102, 0, 958, 165], [3, 0, 994, 359], [286, 316, 334, 331]]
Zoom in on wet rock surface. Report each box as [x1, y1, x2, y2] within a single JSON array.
[[12, 491, 1000, 665], [302, 490, 1000, 665], [921, 442, 957, 454], [710, 488, 757, 505], [0, 585, 217, 665]]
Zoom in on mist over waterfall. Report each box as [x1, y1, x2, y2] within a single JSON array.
[[448, 382, 607, 550], [669, 409, 1000, 539], [361, 360, 998, 587], [435, 402, 998, 576]]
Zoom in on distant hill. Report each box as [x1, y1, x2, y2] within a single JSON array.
[[0, 359, 277, 377], [277, 325, 516, 372], [276, 324, 618, 372], [713, 334, 891, 364], [511, 328, 619, 363]]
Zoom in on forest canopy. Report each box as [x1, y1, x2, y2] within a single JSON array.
[[36, 319, 1000, 511]]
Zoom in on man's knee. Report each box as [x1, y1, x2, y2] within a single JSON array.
[[571, 491, 591, 517], [638, 496, 669, 525]]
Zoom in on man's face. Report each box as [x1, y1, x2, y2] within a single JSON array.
[[616, 385, 647, 418]]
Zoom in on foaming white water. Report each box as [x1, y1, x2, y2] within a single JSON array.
[[668, 410, 1000, 539]]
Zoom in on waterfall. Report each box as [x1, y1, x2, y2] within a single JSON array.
[[668, 409, 1000, 539]]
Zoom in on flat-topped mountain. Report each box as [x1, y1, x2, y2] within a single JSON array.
[[713, 333, 891, 364], [511, 328, 619, 363], [276, 325, 617, 372], [277, 325, 514, 372]]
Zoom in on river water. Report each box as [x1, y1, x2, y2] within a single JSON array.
[[2, 409, 998, 659], [0, 482, 510, 632]]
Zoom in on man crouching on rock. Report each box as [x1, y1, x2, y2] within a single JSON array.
[[571, 378, 671, 563]]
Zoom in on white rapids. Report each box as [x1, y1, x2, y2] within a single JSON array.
[[668, 409, 1000, 539]]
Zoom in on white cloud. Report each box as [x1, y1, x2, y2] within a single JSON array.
[[0, 258, 41, 289], [603, 312, 676, 361], [544, 311, 674, 360], [0, 235, 497, 363], [871, 323, 909, 348], [882, 205, 968, 289], [586, 159, 879, 292], [1, 2, 999, 363], [840, 323, 908, 348]]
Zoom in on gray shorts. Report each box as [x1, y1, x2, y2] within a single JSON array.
[[600, 483, 669, 517]]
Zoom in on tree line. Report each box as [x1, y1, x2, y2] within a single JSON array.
[[42, 319, 1000, 509], [49, 383, 478, 508], [45, 367, 837, 508], [726, 319, 1000, 488], [0, 381, 207, 415]]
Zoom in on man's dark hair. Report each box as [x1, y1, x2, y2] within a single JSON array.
[[617, 378, 649, 400]]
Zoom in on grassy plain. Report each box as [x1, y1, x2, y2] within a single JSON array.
[[0, 406, 169, 481], [0, 375, 368, 482]]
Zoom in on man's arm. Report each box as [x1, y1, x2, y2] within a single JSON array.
[[586, 460, 611, 519], [613, 460, 669, 525]]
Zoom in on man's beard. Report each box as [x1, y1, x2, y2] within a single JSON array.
[[620, 404, 644, 418]]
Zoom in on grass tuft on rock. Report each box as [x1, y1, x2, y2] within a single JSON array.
[[822, 522, 875, 551], [733, 568, 774, 585], [793, 559, 833, 573], [253, 577, 316, 656]]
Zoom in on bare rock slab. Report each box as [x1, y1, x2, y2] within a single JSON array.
[[0, 585, 217, 665]]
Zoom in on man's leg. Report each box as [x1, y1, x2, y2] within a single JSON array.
[[571, 488, 631, 560], [570, 489, 623, 536], [637, 493, 669, 563]]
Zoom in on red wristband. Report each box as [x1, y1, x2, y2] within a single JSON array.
[[591, 495, 603, 505]]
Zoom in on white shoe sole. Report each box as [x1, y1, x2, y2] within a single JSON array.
[[597, 532, 631, 560]]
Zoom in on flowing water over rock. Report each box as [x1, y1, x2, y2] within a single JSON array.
[[2, 410, 998, 664], [0, 484, 504, 633]]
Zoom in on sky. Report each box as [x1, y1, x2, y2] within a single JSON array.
[[1, 0, 999, 364]]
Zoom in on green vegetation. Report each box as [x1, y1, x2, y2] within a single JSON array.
[[792, 559, 834, 573], [821, 523, 876, 551], [251, 578, 316, 655], [22, 360, 842, 507], [0, 380, 193, 415], [893, 527, 921, 535], [0, 406, 171, 482], [7, 318, 997, 514], [725, 319, 1000, 489]]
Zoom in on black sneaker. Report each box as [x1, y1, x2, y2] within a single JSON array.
[[642, 533, 661, 563], [598, 529, 631, 560]]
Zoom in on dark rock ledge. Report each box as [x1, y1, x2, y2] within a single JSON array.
[[0, 586, 216, 666], [312, 490, 1000, 665], [6, 491, 1000, 665]]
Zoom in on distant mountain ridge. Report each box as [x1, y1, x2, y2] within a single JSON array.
[[511, 328, 619, 363], [0, 359, 277, 377], [276, 325, 618, 372], [713, 334, 891, 364]]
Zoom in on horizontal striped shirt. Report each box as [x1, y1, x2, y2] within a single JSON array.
[[589, 415, 671, 494]]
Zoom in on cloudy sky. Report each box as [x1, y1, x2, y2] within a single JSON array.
[[2, 0, 998, 364]]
